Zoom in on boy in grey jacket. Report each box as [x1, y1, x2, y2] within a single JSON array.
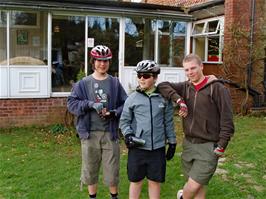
[[119, 60, 177, 199]]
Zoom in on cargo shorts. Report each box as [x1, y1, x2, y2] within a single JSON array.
[[181, 138, 219, 185], [80, 131, 120, 186]]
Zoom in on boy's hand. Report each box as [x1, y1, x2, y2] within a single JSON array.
[[214, 144, 225, 157], [92, 102, 104, 113], [102, 110, 116, 119], [125, 134, 135, 148], [176, 99, 188, 117], [166, 143, 176, 160]]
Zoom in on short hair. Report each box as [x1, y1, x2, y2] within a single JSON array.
[[183, 54, 202, 66]]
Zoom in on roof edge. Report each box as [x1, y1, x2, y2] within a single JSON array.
[[188, 0, 224, 12]]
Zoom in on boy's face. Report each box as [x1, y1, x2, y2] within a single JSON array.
[[183, 60, 204, 84], [137, 73, 157, 90], [94, 59, 110, 75]]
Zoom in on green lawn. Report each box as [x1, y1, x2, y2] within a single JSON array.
[[0, 116, 266, 199]]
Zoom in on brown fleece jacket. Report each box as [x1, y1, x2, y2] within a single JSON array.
[[157, 75, 234, 149]]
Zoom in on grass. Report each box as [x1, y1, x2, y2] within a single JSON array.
[[0, 116, 266, 199]]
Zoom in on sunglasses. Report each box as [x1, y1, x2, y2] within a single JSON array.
[[137, 73, 153, 79]]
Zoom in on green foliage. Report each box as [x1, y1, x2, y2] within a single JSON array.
[[0, 116, 265, 198], [49, 123, 68, 134], [76, 68, 86, 81]]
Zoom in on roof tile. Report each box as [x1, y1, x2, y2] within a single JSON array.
[[145, 0, 211, 7]]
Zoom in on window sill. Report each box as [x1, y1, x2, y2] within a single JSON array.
[[202, 61, 223, 65], [51, 92, 70, 97]]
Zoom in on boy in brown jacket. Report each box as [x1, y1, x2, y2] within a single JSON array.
[[157, 54, 234, 199]]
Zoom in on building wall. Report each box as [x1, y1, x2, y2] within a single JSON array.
[[0, 0, 264, 129], [0, 98, 67, 128]]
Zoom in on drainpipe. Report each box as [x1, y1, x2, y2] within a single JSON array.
[[264, 48, 266, 96], [247, 0, 255, 86]]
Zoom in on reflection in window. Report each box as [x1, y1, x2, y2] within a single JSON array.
[[158, 20, 186, 67], [0, 11, 7, 64], [208, 36, 219, 62], [87, 16, 119, 76], [192, 23, 204, 35], [125, 18, 186, 67], [125, 18, 139, 36], [52, 15, 85, 92], [9, 11, 47, 65], [192, 17, 224, 63], [125, 17, 154, 66], [11, 11, 38, 27], [194, 37, 205, 59], [206, 20, 219, 33]]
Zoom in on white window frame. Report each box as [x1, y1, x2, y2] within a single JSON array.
[[0, 10, 50, 99], [191, 16, 224, 63]]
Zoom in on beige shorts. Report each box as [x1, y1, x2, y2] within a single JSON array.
[[181, 138, 218, 185], [80, 131, 120, 186]]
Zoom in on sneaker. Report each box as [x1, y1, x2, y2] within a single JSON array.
[[177, 189, 183, 199]]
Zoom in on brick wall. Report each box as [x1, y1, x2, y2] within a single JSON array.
[[0, 98, 67, 128], [223, 0, 252, 111], [223, 0, 265, 111]]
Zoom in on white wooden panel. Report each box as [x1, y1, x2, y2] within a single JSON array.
[[157, 67, 187, 83], [19, 72, 40, 92], [0, 67, 8, 98], [9, 66, 49, 98], [121, 66, 187, 94]]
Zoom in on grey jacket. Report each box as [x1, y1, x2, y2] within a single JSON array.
[[119, 88, 176, 151]]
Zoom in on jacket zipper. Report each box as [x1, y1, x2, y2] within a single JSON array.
[[189, 91, 198, 134], [149, 97, 154, 150]]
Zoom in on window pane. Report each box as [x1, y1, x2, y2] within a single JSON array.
[[192, 23, 204, 35], [125, 17, 154, 66], [52, 15, 85, 92], [9, 11, 48, 65], [194, 37, 205, 61], [207, 36, 219, 62], [0, 11, 7, 64], [206, 20, 218, 33], [87, 16, 119, 76], [158, 20, 186, 67]]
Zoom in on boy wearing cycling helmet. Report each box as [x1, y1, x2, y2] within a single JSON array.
[[67, 45, 127, 199], [119, 60, 177, 199]]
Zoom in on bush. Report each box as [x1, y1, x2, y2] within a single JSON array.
[[49, 124, 68, 134]]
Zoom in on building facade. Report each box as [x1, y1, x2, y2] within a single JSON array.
[[0, 0, 192, 127], [1, 0, 265, 128], [148, 0, 266, 113]]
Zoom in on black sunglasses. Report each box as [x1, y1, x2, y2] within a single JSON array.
[[137, 73, 153, 79]]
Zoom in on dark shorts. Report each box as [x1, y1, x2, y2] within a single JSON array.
[[181, 138, 219, 185], [127, 147, 166, 183]]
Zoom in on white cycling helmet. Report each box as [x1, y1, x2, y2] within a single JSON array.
[[136, 60, 160, 74], [90, 45, 112, 60]]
